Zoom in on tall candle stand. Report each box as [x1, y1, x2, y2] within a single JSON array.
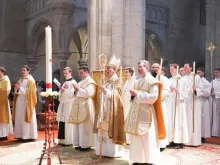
[[38, 98, 62, 165]]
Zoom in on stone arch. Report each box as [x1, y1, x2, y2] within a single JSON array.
[[67, 21, 88, 53], [28, 19, 54, 58], [66, 25, 88, 81], [27, 19, 59, 81]]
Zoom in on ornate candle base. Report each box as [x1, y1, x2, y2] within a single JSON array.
[[38, 98, 62, 165]]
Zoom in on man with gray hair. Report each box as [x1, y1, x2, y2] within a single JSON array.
[[125, 60, 166, 165], [57, 67, 77, 145]]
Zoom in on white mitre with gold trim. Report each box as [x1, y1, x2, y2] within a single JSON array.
[[107, 55, 120, 70]]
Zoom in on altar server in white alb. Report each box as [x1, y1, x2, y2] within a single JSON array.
[[151, 63, 170, 151], [13, 65, 38, 140], [69, 66, 96, 151], [167, 64, 189, 149], [125, 60, 166, 165], [94, 55, 126, 157], [196, 68, 211, 140], [123, 67, 136, 145], [57, 67, 77, 145], [0, 67, 13, 140], [183, 63, 203, 146], [211, 68, 220, 137]]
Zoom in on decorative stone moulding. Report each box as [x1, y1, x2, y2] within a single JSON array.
[[27, 57, 39, 72], [46, 0, 77, 24]]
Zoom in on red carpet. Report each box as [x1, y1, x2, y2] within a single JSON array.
[[0, 130, 58, 146]]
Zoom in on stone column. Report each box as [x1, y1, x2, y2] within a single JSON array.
[[123, 0, 146, 67], [57, 55, 68, 84], [111, 0, 124, 62], [88, 0, 146, 69], [205, 0, 217, 81], [88, 0, 97, 71]]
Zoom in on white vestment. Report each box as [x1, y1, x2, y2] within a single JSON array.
[[184, 74, 203, 146], [0, 76, 13, 137], [167, 75, 189, 144], [123, 76, 136, 144], [125, 72, 160, 164], [57, 78, 77, 145], [95, 74, 124, 157], [199, 77, 211, 138], [14, 75, 38, 139], [211, 78, 220, 137], [157, 75, 170, 148], [69, 76, 96, 148]]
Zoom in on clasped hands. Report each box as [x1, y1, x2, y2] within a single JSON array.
[[14, 84, 20, 90], [170, 86, 179, 93], [99, 85, 107, 94]]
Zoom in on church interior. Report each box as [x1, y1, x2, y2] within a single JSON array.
[[0, 0, 220, 165]]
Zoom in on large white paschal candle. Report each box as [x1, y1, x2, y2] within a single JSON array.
[[45, 26, 52, 92]]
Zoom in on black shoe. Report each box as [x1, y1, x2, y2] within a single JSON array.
[[167, 142, 176, 148], [174, 144, 183, 149], [0, 136, 8, 141], [160, 148, 165, 152], [79, 147, 91, 151], [201, 137, 206, 143], [75, 146, 81, 150]]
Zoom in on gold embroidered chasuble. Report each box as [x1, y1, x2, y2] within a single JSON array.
[[0, 77, 11, 123], [93, 75, 126, 145], [124, 73, 166, 139], [68, 76, 97, 124], [12, 75, 37, 123]]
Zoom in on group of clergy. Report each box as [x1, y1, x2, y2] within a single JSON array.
[[0, 55, 220, 165], [0, 65, 38, 141]]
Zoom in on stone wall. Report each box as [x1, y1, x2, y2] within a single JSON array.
[[0, 52, 28, 81], [0, 0, 27, 52]]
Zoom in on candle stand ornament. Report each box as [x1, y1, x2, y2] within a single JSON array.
[[39, 92, 62, 165]]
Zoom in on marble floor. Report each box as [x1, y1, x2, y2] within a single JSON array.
[[0, 140, 220, 165]]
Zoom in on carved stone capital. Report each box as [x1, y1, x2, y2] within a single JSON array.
[[55, 50, 69, 62], [46, 0, 77, 24], [27, 56, 39, 72], [78, 59, 88, 67]]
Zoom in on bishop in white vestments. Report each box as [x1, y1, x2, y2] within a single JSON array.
[[94, 55, 126, 157], [125, 60, 166, 165], [0, 67, 13, 140], [196, 68, 211, 139], [183, 63, 203, 146], [123, 67, 136, 145], [211, 68, 220, 137], [151, 63, 170, 151], [57, 67, 77, 145], [13, 65, 38, 140], [167, 64, 189, 149], [69, 66, 96, 150]]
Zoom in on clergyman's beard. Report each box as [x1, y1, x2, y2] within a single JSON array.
[[151, 71, 157, 78]]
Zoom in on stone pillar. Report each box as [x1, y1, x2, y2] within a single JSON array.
[[112, 0, 123, 62], [88, 0, 146, 69], [78, 59, 88, 67], [205, 0, 217, 81], [57, 53, 69, 84], [123, 0, 146, 67], [59, 59, 67, 84], [88, 0, 97, 71]]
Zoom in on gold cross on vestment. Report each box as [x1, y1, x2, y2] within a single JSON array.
[[207, 42, 217, 54]]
